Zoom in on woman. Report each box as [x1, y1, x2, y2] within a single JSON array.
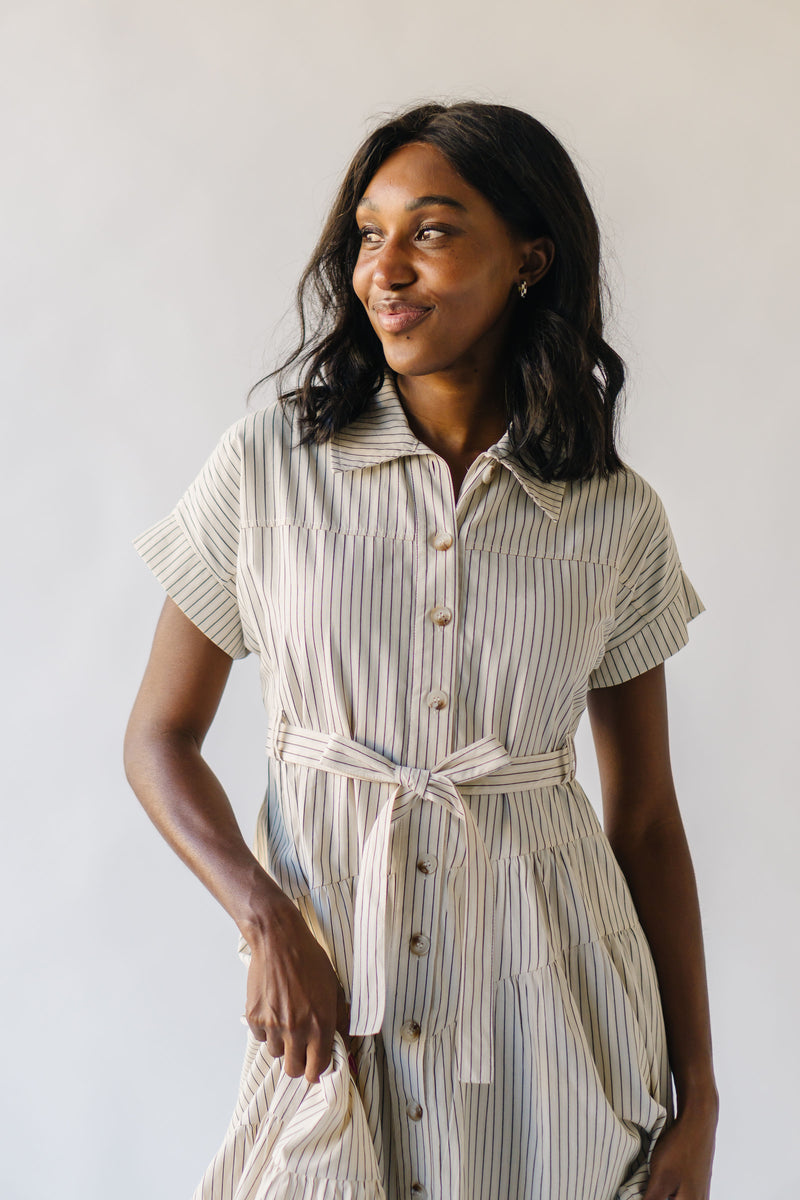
[[125, 102, 718, 1200]]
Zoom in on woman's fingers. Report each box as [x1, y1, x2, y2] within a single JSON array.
[[282, 1021, 336, 1082], [282, 1034, 309, 1079], [249, 1012, 337, 1082], [304, 1039, 333, 1084], [265, 1031, 284, 1058], [247, 1019, 286, 1064]]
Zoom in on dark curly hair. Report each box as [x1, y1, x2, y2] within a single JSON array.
[[257, 101, 625, 481]]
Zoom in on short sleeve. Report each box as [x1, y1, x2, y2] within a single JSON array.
[[588, 483, 704, 689], [133, 421, 249, 659]]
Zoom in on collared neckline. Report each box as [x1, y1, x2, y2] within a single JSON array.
[[328, 377, 565, 522]]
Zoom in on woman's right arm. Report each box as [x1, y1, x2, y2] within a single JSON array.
[[123, 596, 349, 1082]]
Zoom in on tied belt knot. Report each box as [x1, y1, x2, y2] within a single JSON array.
[[398, 764, 431, 797], [267, 714, 575, 1084]]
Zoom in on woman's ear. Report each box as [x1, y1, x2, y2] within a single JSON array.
[[519, 236, 555, 289]]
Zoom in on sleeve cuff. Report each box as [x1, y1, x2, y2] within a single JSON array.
[[134, 512, 249, 660], [588, 569, 704, 689]]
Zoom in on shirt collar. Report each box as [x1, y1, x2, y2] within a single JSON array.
[[329, 376, 565, 522], [489, 433, 566, 522]]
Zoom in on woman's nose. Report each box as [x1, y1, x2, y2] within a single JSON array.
[[372, 238, 416, 291]]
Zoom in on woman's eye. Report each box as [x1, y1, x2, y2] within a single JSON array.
[[356, 224, 449, 245]]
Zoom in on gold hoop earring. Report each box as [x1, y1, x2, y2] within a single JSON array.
[[518, 281, 528, 299]]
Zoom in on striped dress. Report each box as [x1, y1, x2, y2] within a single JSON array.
[[135, 378, 704, 1200]]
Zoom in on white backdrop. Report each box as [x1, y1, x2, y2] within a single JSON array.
[[2, 2, 797, 1197]]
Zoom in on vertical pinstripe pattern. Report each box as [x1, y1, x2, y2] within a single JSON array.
[[134, 380, 704, 1200]]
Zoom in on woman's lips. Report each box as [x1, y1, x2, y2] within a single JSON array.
[[373, 304, 432, 333]]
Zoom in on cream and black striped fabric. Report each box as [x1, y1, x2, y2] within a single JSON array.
[[135, 379, 704, 1200]]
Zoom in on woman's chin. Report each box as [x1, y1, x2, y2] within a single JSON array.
[[380, 347, 452, 379]]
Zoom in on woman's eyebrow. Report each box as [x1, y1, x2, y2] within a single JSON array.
[[356, 194, 467, 213]]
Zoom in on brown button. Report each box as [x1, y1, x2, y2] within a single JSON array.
[[417, 855, 438, 876], [409, 933, 431, 957], [406, 1100, 423, 1121], [400, 1019, 421, 1043], [425, 690, 448, 711], [411, 1185, 427, 1199], [431, 605, 452, 627], [432, 531, 453, 551]]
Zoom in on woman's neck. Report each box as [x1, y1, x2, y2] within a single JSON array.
[[394, 371, 508, 461]]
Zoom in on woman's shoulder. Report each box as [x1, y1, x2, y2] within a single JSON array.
[[194, 399, 311, 495], [555, 464, 678, 569], [565, 463, 667, 525], [220, 396, 298, 455]]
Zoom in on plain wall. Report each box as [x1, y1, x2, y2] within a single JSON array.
[[2, 1, 797, 1196]]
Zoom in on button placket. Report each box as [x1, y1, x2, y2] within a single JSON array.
[[407, 456, 457, 764], [422, 464, 456, 741]]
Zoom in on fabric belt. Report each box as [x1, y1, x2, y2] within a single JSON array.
[[266, 713, 575, 1085]]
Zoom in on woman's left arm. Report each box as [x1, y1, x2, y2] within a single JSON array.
[[587, 663, 718, 1200]]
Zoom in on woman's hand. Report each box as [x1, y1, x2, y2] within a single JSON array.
[[643, 1094, 718, 1200], [244, 895, 351, 1083]]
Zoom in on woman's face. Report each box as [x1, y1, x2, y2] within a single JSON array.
[[352, 142, 547, 384]]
